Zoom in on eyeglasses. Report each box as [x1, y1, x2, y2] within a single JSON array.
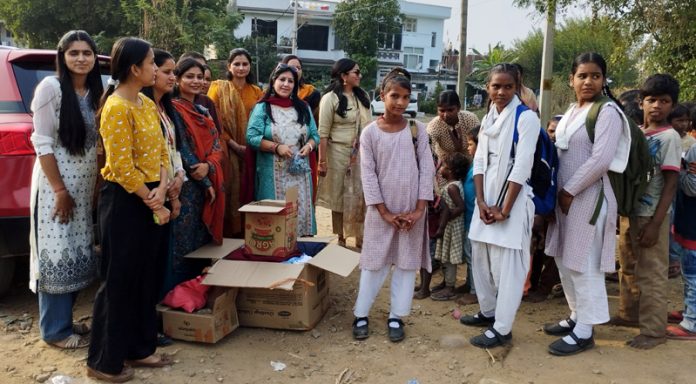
[[274, 63, 298, 74], [348, 69, 361, 76]]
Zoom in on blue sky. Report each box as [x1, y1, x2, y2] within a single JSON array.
[[425, 0, 590, 52]]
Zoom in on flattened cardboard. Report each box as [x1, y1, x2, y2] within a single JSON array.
[[184, 238, 245, 260], [203, 260, 305, 291], [159, 288, 239, 343], [307, 244, 360, 277]]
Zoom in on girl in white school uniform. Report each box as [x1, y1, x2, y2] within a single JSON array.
[[459, 64, 539, 348], [351, 68, 435, 342]]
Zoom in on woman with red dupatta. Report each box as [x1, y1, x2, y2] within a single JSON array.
[[171, 58, 226, 265]]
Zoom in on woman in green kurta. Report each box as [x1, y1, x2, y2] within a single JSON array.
[[317, 58, 372, 247], [246, 64, 320, 236]]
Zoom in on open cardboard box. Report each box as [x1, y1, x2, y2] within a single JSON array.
[[159, 287, 239, 344], [187, 236, 360, 330]]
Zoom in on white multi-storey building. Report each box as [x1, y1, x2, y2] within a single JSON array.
[[230, 0, 451, 94], [0, 21, 15, 47]]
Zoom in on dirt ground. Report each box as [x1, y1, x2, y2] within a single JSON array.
[[1, 206, 695, 384]]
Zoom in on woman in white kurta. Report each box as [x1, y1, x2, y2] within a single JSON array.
[[544, 53, 630, 356], [29, 30, 102, 349], [352, 69, 435, 343], [460, 65, 539, 349]]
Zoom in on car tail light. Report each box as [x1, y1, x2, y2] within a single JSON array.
[[0, 129, 34, 156]]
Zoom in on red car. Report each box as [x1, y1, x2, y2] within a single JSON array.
[[0, 46, 109, 296]]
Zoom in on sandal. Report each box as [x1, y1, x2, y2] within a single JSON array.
[[48, 334, 89, 349], [126, 353, 173, 368], [430, 281, 446, 293], [86, 365, 134, 383], [668, 310, 684, 324], [72, 322, 91, 335], [666, 325, 696, 340], [430, 288, 456, 301]]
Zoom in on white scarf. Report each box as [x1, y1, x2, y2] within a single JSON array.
[[556, 101, 631, 173], [482, 95, 520, 139], [555, 103, 590, 150]]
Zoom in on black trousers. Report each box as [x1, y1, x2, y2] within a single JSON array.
[[87, 181, 167, 374]]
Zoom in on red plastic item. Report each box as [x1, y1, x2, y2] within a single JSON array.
[[161, 275, 211, 313]]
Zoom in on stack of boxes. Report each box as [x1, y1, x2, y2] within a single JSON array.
[[160, 187, 360, 343]]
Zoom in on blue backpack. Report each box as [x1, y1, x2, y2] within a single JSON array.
[[508, 104, 558, 215]]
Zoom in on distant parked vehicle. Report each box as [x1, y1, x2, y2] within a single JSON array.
[[0, 46, 109, 297], [370, 93, 419, 118]]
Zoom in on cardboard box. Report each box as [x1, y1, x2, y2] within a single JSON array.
[[190, 237, 360, 331], [238, 187, 298, 258], [159, 288, 239, 343]]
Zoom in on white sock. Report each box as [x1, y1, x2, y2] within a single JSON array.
[[484, 329, 496, 338], [562, 322, 592, 344], [356, 319, 367, 327], [559, 312, 578, 328], [388, 313, 401, 328]]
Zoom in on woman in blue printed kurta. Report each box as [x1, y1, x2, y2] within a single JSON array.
[[246, 64, 320, 236]]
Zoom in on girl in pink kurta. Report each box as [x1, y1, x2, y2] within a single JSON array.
[[544, 53, 631, 356], [352, 68, 435, 343]]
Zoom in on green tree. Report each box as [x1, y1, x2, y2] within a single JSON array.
[[0, 0, 134, 51], [121, 0, 242, 58], [592, 0, 696, 100], [333, 0, 402, 89], [469, 44, 518, 83], [0, 0, 241, 57], [512, 17, 638, 91]]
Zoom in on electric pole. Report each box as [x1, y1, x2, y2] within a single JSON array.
[[292, 0, 298, 55], [456, 0, 468, 100], [538, 0, 556, 127]]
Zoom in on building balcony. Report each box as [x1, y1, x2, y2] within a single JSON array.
[[377, 49, 403, 64]]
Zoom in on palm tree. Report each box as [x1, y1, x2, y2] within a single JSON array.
[[469, 44, 519, 83]]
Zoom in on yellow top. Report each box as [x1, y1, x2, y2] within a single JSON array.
[[208, 81, 262, 119], [100, 93, 169, 193], [318, 92, 371, 144]]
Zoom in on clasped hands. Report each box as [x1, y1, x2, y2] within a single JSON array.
[[381, 209, 424, 232], [477, 201, 508, 225]]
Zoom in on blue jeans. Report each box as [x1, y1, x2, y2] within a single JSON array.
[[674, 242, 696, 332], [38, 291, 78, 342]]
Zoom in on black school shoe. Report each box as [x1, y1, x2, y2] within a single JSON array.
[[543, 318, 576, 336], [387, 318, 405, 342], [352, 317, 369, 340], [460, 311, 496, 327], [548, 332, 595, 356], [470, 326, 512, 348]]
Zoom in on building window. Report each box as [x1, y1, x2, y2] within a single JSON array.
[[378, 23, 402, 50], [298, 24, 329, 51], [252, 18, 277, 40], [429, 59, 439, 70], [431, 32, 436, 47], [403, 47, 424, 70], [403, 17, 417, 32], [333, 33, 343, 50]]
